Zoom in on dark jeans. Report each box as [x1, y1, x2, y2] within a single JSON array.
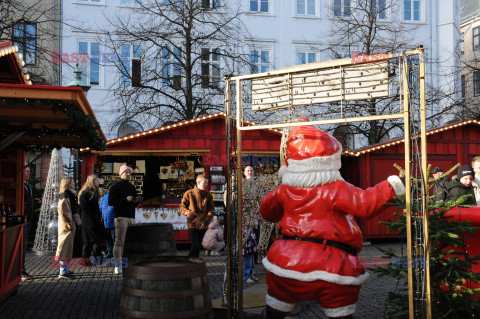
[[22, 218, 32, 273], [106, 228, 115, 254], [82, 242, 102, 259], [188, 228, 206, 258], [243, 254, 255, 281]]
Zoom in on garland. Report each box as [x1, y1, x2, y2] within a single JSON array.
[[0, 97, 107, 151]]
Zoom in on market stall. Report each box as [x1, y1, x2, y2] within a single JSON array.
[[81, 113, 281, 243], [341, 119, 480, 238], [0, 41, 106, 301]]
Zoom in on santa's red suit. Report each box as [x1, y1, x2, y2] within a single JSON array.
[[260, 126, 405, 318]]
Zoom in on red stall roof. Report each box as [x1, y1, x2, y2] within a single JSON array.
[[342, 119, 480, 157], [0, 41, 106, 150], [82, 112, 281, 153]]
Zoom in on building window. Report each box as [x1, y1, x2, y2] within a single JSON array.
[[331, 48, 352, 59], [121, 0, 142, 4], [120, 44, 142, 86], [296, 51, 317, 65], [474, 72, 480, 97], [162, 0, 183, 5], [404, 0, 420, 21], [79, 41, 100, 85], [201, 48, 221, 89], [474, 27, 480, 51], [461, 74, 465, 98], [202, 0, 220, 9], [371, 0, 386, 19], [250, 49, 270, 73], [161, 46, 182, 89], [250, 0, 268, 13], [297, 0, 315, 15], [333, 0, 351, 17], [459, 36, 464, 55], [12, 23, 36, 65]]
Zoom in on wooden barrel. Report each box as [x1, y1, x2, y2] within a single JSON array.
[[124, 223, 177, 263], [118, 257, 213, 319]]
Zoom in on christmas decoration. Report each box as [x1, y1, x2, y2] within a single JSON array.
[[33, 149, 64, 253], [375, 165, 480, 318], [0, 97, 106, 151], [259, 125, 406, 319]]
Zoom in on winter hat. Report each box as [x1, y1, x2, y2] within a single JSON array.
[[457, 165, 474, 179], [431, 167, 443, 174], [282, 126, 343, 188], [119, 164, 132, 176]]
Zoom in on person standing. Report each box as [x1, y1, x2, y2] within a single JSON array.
[[471, 157, 480, 206], [55, 177, 76, 279], [22, 166, 33, 279], [100, 181, 115, 258], [446, 165, 476, 205], [244, 165, 260, 265], [78, 174, 104, 266], [108, 165, 139, 274], [431, 167, 450, 201], [180, 174, 214, 258]]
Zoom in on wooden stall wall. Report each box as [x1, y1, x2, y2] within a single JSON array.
[[343, 122, 480, 239]]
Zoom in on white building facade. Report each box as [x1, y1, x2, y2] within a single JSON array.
[[60, 0, 460, 143]]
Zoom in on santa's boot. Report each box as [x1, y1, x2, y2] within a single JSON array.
[[259, 306, 289, 319]]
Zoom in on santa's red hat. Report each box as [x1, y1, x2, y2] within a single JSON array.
[[282, 126, 343, 187]]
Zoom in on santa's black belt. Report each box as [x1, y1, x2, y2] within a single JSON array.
[[281, 236, 358, 256]]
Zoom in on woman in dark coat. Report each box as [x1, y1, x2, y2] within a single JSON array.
[[78, 174, 104, 264]]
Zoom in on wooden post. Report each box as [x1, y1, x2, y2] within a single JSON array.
[[419, 47, 432, 319], [402, 54, 415, 319], [235, 78, 244, 318]]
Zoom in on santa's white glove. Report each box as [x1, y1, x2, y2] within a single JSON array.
[[387, 175, 406, 196]]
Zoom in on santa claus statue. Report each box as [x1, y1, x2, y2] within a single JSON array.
[[259, 125, 405, 319]]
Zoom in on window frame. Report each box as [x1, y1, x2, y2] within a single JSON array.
[[161, 45, 182, 90], [73, 0, 106, 6], [330, 46, 355, 60], [77, 39, 102, 86], [461, 74, 465, 99], [201, 0, 221, 9], [403, 0, 422, 22], [201, 47, 222, 90], [474, 71, 480, 97], [473, 27, 480, 51], [250, 47, 272, 74], [119, 43, 142, 87], [296, 0, 318, 17], [12, 22, 37, 65], [294, 46, 320, 65], [371, 0, 388, 21], [332, 0, 352, 18], [118, 0, 142, 6], [249, 0, 270, 14]]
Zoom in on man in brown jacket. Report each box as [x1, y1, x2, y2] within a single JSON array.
[[180, 174, 215, 257]]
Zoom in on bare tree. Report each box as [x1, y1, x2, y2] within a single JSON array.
[[79, 0, 249, 128], [322, 0, 461, 145], [0, 0, 62, 85]]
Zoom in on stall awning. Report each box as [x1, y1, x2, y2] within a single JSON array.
[[0, 83, 107, 150], [91, 149, 210, 156]]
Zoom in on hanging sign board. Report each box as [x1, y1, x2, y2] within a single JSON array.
[[251, 61, 390, 111]]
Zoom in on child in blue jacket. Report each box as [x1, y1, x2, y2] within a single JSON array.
[[100, 181, 115, 258]]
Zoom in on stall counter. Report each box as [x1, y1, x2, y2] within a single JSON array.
[[135, 207, 190, 243]]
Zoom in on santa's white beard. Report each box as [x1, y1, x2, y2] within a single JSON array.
[[282, 149, 344, 188]]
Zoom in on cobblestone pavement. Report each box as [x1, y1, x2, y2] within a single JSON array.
[[0, 242, 406, 318]]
